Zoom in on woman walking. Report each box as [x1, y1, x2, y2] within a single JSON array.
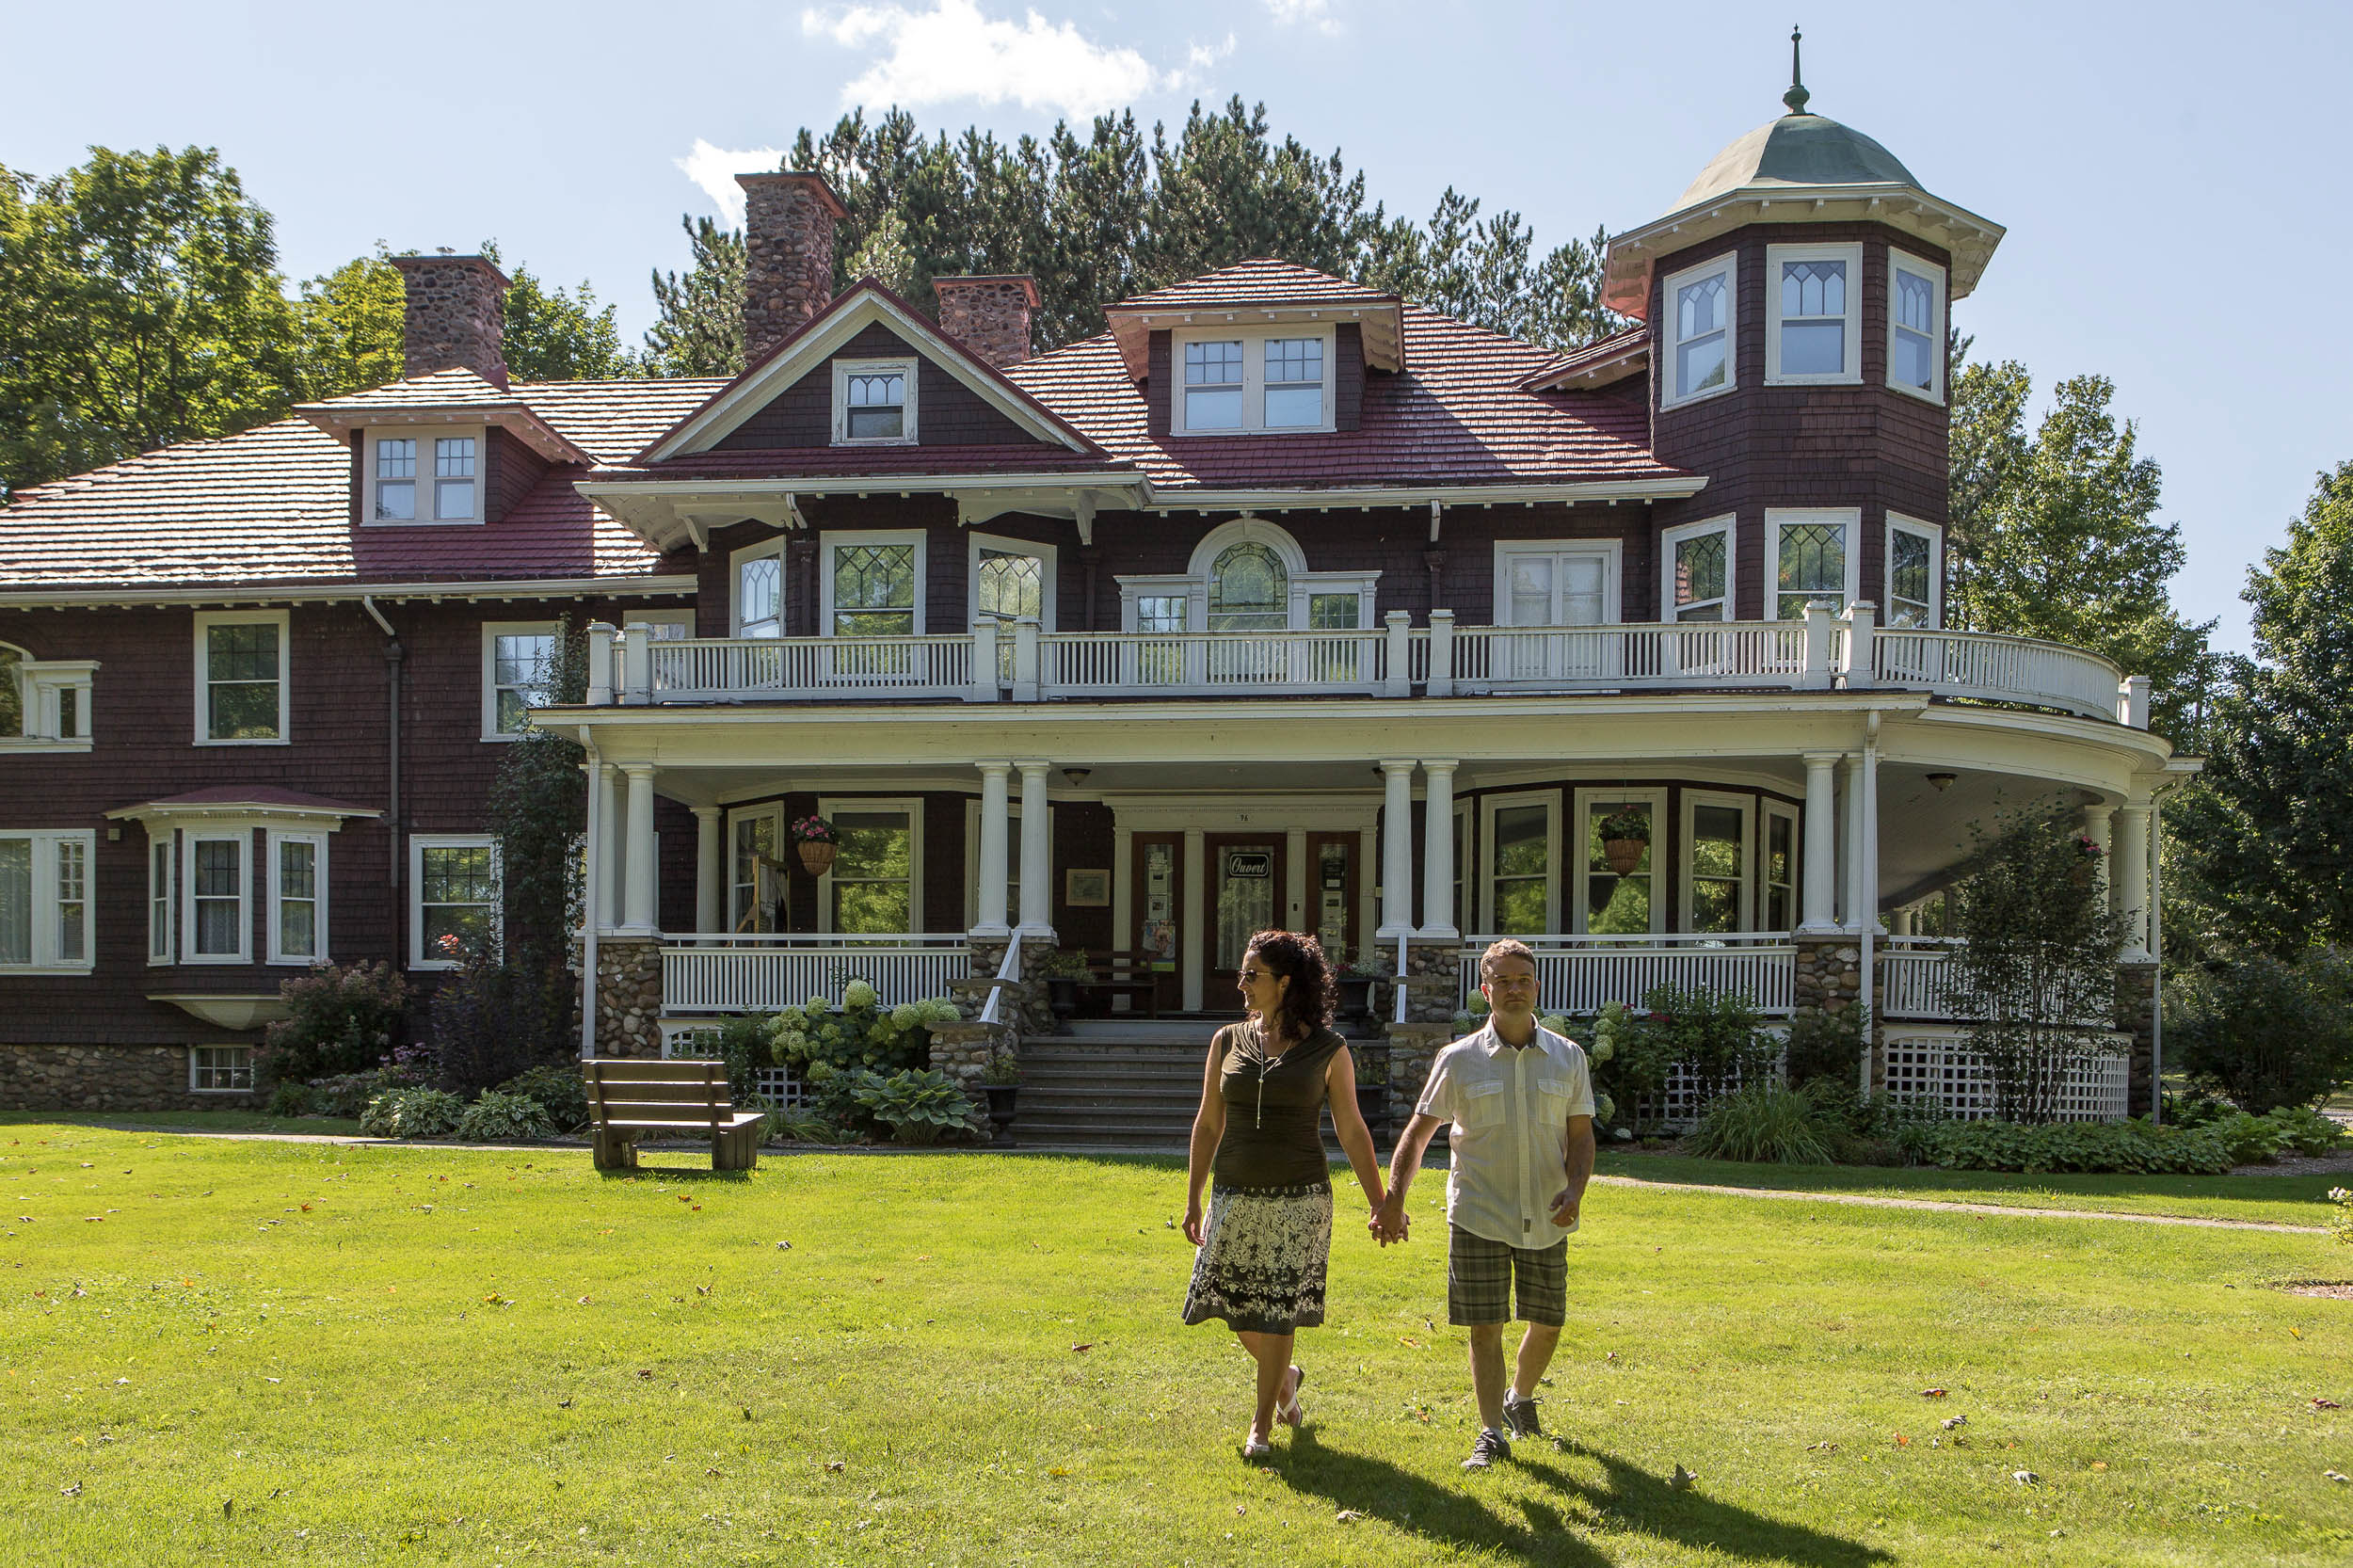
[[1181, 930, 1387, 1458]]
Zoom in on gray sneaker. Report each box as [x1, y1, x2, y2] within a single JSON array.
[[1462, 1428, 1513, 1471], [1501, 1394, 1543, 1440]]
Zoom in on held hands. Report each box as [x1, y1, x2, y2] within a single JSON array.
[[1368, 1195, 1411, 1246]]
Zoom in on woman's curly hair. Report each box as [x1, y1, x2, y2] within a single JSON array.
[[1243, 929, 1336, 1041]]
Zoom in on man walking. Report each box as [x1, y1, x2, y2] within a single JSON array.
[[1372, 938, 1595, 1470]]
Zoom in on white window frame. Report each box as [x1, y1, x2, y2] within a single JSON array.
[[365, 425, 487, 525], [1571, 787, 1669, 936], [480, 620, 562, 742], [1492, 540, 1624, 627], [189, 1045, 255, 1094], [961, 798, 1040, 929], [192, 610, 290, 746], [1478, 790, 1561, 936], [1887, 250, 1947, 404], [1659, 515, 1737, 622], [1885, 513, 1945, 630], [731, 537, 788, 638], [968, 532, 1058, 633], [830, 358, 919, 446], [1678, 790, 1755, 936], [815, 796, 924, 936], [820, 530, 927, 639], [1452, 800, 1472, 936], [266, 829, 329, 967], [1764, 242, 1865, 387], [1659, 251, 1737, 409], [0, 645, 96, 752], [182, 829, 252, 965], [148, 832, 174, 965], [408, 834, 501, 971], [629, 610, 696, 640], [0, 828, 96, 973], [1761, 799, 1801, 935], [726, 803, 783, 935], [1170, 326, 1337, 437], [1764, 507, 1864, 620]]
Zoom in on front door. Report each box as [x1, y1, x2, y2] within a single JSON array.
[[1205, 833, 1289, 1009], [1130, 832, 1184, 1014], [1305, 832, 1360, 968]]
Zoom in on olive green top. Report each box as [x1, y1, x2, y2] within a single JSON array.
[[1209, 1023, 1346, 1190]]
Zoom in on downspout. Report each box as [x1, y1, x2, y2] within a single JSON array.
[[1857, 711, 1881, 1096], [2149, 795, 2165, 1122], [362, 597, 403, 955], [579, 731, 602, 1061]]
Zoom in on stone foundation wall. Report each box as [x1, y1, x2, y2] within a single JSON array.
[[593, 937, 663, 1058], [926, 1019, 1017, 1139], [2116, 962, 2158, 1118], [0, 1044, 261, 1112], [967, 935, 1057, 1038]]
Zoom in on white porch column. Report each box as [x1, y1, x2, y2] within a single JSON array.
[[1378, 759, 1417, 938], [1285, 827, 1309, 931], [1841, 755, 1866, 931], [2114, 804, 2153, 959], [621, 762, 658, 935], [1892, 904, 1916, 937], [2084, 802, 2116, 904], [1419, 760, 1458, 937], [693, 806, 723, 937], [1800, 752, 1839, 934], [1181, 827, 1206, 1012], [1016, 760, 1052, 936], [975, 761, 1012, 936], [1357, 826, 1379, 950], [595, 762, 620, 932]]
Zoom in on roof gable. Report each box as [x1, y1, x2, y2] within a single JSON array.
[[1100, 259, 1405, 376], [639, 281, 1095, 463]]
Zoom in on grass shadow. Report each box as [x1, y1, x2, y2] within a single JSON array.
[[1273, 1428, 1889, 1568], [593, 1164, 757, 1183]]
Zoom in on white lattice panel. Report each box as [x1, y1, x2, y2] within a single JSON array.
[[1880, 1032, 2129, 1122], [1631, 1045, 1786, 1131], [655, 1022, 805, 1110]]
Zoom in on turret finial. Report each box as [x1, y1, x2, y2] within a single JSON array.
[[1785, 25, 1811, 115]]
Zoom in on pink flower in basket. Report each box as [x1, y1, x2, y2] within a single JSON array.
[[791, 814, 839, 844]]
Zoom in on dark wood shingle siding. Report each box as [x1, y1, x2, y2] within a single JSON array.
[[712, 323, 1057, 451]]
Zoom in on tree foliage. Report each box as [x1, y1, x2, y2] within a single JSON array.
[[2169, 947, 2353, 1115], [1943, 347, 2214, 737], [2168, 461, 2353, 957], [0, 145, 302, 498], [1945, 806, 2130, 1122], [643, 99, 1632, 375]]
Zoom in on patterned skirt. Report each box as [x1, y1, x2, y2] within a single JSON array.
[[1180, 1180, 1335, 1335]]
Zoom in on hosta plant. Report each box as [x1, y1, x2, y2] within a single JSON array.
[[850, 1067, 974, 1146], [454, 1090, 557, 1142], [360, 1087, 467, 1140]]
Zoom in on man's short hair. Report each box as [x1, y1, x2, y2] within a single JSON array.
[[1480, 938, 1538, 984]]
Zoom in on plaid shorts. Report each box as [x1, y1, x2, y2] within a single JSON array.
[[1447, 1226, 1568, 1327]]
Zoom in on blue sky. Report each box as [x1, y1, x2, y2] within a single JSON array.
[[7, 0, 2346, 655]]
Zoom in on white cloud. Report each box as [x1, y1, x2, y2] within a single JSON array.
[[1186, 32, 1238, 72], [674, 138, 790, 227], [798, 0, 1169, 120], [1263, 0, 1343, 36]]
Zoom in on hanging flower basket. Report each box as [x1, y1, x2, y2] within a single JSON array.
[[1597, 808, 1652, 876], [791, 814, 840, 876]]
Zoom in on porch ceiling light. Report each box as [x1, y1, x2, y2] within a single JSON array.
[[1062, 767, 1092, 787], [1927, 772, 1958, 792]]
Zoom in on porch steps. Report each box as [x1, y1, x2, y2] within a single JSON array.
[[1014, 1021, 1401, 1153]]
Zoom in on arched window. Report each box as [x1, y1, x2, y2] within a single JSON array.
[[1209, 542, 1289, 632]]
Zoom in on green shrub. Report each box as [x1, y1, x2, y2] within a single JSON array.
[[309, 1069, 414, 1120], [428, 946, 573, 1095], [1785, 1002, 1867, 1087], [266, 1080, 319, 1117], [2171, 950, 2353, 1115], [2162, 1089, 2234, 1129], [495, 1064, 590, 1132], [260, 961, 410, 1083], [2213, 1112, 2289, 1165], [1636, 984, 1779, 1107], [765, 1106, 843, 1144], [2265, 1104, 2348, 1157], [1896, 1117, 2233, 1175], [360, 1087, 467, 1140], [848, 1067, 973, 1145], [454, 1090, 557, 1142], [767, 994, 961, 1081], [1685, 1080, 1837, 1164]]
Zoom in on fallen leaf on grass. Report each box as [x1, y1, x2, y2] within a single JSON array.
[[1048, 1466, 1069, 1477], [2314, 1398, 2342, 1410], [2326, 1470, 2348, 1483], [1805, 1442, 1839, 1453], [635, 1369, 654, 1380], [705, 1468, 723, 1479], [1920, 1387, 1947, 1398], [1670, 1464, 1697, 1491], [824, 1461, 844, 1472], [1336, 1509, 1368, 1522], [1399, 1336, 1419, 1348], [1942, 1416, 1967, 1430], [2091, 1461, 2107, 1471], [2012, 1471, 2040, 1485], [1893, 1434, 1911, 1448], [1071, 1343, 1094, 1353]]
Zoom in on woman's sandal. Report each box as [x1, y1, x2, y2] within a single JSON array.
[[1280, 1365, 1308, 1428], [1242, 1434, 1274, 1460]]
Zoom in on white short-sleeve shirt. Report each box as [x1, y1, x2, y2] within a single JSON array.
[[1415, 1021, 1595, 1248]]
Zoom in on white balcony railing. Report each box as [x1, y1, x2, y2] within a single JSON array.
[[1456, 935, 1798, 1016], [661, 934, 971, 1015], [1878, 941, 2116, 1027], [584, 603, 2146, 727]]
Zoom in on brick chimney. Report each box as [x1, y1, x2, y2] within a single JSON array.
[[390, 254, 511, 386], [934, 275, 1038, 369], [737, 171, 848, 362]]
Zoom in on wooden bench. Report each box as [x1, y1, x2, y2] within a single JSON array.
[[1076, 951, 1160, 1018], [582, 1058, 764, 1171]]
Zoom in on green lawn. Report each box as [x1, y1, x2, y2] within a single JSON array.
[[30, 1110, 369, 1138], [6, 1125, 2350, 1567]]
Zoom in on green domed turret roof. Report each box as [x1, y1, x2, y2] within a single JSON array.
[[1676, 113, 1920, 209]]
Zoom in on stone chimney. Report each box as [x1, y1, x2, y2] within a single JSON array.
[[390, 254, 511, 386], [934, 275, 1038, 369], [737, 171, 848, 362]]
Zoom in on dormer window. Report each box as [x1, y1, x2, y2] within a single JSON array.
[[1173, 328, 1334, 435], [368, 430, 483, 523], [1889, 252, 1946, 402], [832, 358, 917, 444], [1661, 253, 1735, 408], [1766, 244, 1863, 385]]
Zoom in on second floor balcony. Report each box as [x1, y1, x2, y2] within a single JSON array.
[[586, 604, 2152, 727]]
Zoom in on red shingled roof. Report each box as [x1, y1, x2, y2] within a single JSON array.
[[1107, 258, 1401, 313], [1006, 303, 1681, 492]]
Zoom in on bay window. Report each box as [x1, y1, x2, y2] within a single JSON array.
[[1661, 253, 1735, 408], [1886, 515, 1942, 629], [1767, 509, 1862, 619], [1763, 803, 1800, 933], [184, 832, 249, 963], [268, 831, 327, 965], [1575, 790, 1666, 936], [1660, 517, 1734, 622], [728, 805, 780, 934], [1681, 792, 1753, 935], [149, 838, 174, 964], [1481, 792, 1560, 936], [1765, 244, 1862, 385]]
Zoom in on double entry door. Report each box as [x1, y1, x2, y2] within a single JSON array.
[[1130, 831, 1360, 1014]]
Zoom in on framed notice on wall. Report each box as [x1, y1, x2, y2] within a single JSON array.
[[1065, 868, 1111, 907]]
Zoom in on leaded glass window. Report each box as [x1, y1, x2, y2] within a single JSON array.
[[1673, 269, 1731, 399], [1208, 542, 1287, 632], [830, 543, 918, 637], [977, 547, 1045, 680], [1889, 526, 1934, 628], [1778, 258, 1849, 376], [843, 369, 906, 440], [1673, 530, 1728, 620], [1775, 522, 1848, 620], [738, 551, 782, 637]]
